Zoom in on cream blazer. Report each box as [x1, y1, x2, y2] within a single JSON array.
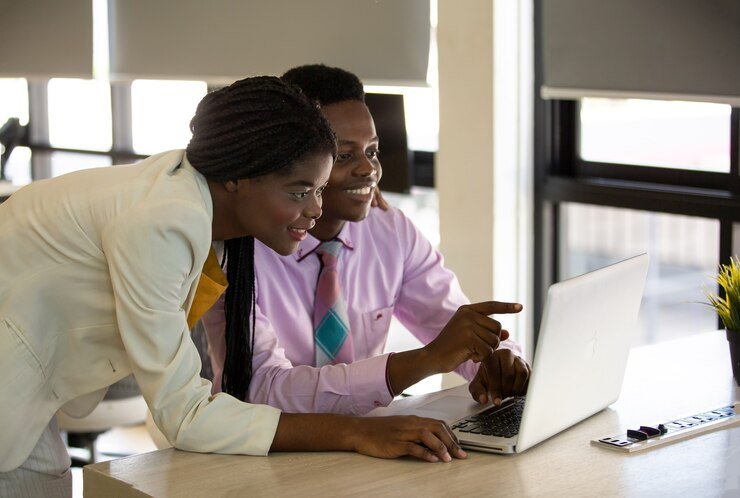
[[0, 150, 280, 471]]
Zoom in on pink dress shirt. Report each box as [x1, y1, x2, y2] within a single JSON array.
[[203, 207, 520, 415]]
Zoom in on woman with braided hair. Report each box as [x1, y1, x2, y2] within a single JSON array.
[[0, 76, 465, 498]]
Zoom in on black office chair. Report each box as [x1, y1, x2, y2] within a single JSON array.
[[0, 117, 26, 182]]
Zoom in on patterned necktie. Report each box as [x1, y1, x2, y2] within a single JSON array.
[[313, 240, 354, 367]]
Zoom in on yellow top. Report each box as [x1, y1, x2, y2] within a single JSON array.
[[187, 246, 228, 329]]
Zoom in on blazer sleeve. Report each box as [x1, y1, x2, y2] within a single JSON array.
[[101, 199, 280, 456]]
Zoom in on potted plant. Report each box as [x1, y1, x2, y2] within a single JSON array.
[[704, 256, 740, 386]]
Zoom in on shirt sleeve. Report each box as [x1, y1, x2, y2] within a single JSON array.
[[102, 200, 280, 456], [201, 279, 394, 416], [391, 210, 523, 381]]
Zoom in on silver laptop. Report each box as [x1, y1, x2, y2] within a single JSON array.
[[410, 253, 650, 454]]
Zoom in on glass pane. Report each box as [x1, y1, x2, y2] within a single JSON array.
[[0, 78, 29, 126], [579, 98, 730, 172], [131, 80, 207, 155], [3, 146, 32, 186], [48, 79, 112, 151], [561, 203, 719, 346], [402, 87, 438, 152], [50, 151, 112, 178], [364, 85, 439, 152]]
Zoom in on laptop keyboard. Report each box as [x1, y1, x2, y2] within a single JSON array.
[[451, 397, 526, 439]]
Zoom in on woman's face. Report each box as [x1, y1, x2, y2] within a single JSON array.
[[318, 100, 382, 225], [227, 151, 333, 255]]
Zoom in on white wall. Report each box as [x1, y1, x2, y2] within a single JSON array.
[[437, 0, 533, 352], [437, 0, 495, 303]]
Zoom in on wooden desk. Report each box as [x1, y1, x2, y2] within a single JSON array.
[[84, 331, 740, 497]]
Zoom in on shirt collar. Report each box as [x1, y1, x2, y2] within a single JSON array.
[[294, 222, 355, 262]]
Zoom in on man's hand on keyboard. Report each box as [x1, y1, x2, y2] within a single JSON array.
[[423, 301, 522, 374], [469, 349, 531, 406], [387, 301, 522, 396]]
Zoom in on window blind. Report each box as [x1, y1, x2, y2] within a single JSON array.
[[108, 0, 430, 86], [541, 0, 740, 105], [0, 0, 93, 78]]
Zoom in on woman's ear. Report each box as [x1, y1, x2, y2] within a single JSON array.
[[224, 178, 259, 196]]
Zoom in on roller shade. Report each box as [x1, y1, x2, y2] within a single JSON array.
[[541, 0, 740, 105], [108, 0, 430, 85], [0, 0, 93, 78]]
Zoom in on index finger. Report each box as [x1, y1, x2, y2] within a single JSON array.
[[467, 301, 523, 316]]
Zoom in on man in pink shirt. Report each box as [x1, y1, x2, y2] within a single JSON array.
[[203, 65, 530, 415]]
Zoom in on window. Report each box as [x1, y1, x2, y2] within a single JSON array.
[[0, 78, 29, 126], [50, 151, 112, 178], [561, 203, 719, 346], [580, 99, 731, 173], [48, 78, 112, 151], [535, 97, 738, 347], [364, 85, 439, 153], [534, 3, 740, 347], [131, 80, 207, 155]]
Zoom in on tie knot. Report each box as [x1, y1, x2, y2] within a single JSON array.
[[316, 239, 343, 267]]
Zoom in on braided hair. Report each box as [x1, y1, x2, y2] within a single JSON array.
[[282, 64, 365, 106], [186, 76, 336, 401]]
